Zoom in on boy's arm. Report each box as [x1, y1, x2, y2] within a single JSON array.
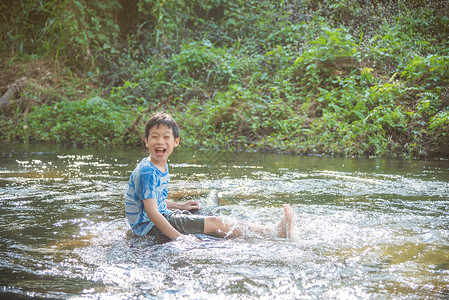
[[166, 199, 200, 211], [143, 198, 181, 239]]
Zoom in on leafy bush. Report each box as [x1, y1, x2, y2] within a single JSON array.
[[175, 84, 301, 150], [289, 25, 358, 95], [0, 0, 121, 68], [2, 0, 449, 158], [1, 97, 138, 146], [428, 110, 449, 154], [137, 0, 226, 46], [400, 54, 449, 88], [170, 40, 253, 88]]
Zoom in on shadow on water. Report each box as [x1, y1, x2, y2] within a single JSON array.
[[1, 144, 448, 299]]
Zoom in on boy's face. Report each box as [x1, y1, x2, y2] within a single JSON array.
[[145, 124, 180, 167]]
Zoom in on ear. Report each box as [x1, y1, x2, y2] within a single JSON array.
[[144, 137, 149, 149], [174, 137, 180, 148]]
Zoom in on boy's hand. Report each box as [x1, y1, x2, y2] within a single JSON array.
[[180, 200, 200, 211], [175, 234, 201, 242]]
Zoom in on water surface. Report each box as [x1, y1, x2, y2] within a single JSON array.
[[0, 144, 448, 299]]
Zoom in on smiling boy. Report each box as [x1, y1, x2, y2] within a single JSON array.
[[125, 113, 295, 240]]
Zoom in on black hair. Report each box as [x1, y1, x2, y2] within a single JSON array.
[[144, 113, 180, 140]]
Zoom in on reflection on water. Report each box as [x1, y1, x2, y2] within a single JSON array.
[[0, 144, 448, 299]]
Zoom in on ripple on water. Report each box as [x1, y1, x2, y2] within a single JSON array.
[[1, 146, 448, 299]]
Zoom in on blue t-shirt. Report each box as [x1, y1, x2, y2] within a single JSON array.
[[125, 157, 170, 235]]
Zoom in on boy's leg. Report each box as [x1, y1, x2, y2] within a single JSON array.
[[276, 204, 296, 238], [204, 204, 296, 238], [165, 211, 205, 235], [203, 216, 243, 238]]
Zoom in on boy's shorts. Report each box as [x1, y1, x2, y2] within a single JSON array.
[[148, 210, 205, 235]]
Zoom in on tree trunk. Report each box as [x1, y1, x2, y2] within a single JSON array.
[[0, 77, 26, 110]]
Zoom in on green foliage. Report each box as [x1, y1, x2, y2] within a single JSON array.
[[109, 58, 173, 106], [0, 0, 68, 55], [2, 0, 449, 158], [175, 85, 302, 150], [137, 0, 225, 46], [1, 97, 138, 146], [428, 110, 449, 153], [298, 26, 358, 63], [170, 40, 251, 87], [1, 0, 121, 67], [58, 1, 121, 66], [289, 25, 359, 97], [360, 68, 374, 85], [400, 54, 449, 88]]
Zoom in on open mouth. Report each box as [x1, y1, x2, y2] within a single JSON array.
[[155, 148, 166, 156]]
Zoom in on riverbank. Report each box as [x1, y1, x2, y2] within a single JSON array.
[[1, 0, 448, 158]]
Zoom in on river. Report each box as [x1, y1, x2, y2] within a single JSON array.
[[0, 144, 448, 299]]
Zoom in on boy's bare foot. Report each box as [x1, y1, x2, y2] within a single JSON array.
[[276, 204, 296, 238]]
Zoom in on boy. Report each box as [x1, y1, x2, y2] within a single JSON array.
[[125, 113, 295, 241]]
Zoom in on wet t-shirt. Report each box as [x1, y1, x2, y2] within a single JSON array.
[[125, 157, 170, 235]]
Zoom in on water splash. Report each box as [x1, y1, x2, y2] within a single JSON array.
[[1, 145, 448, 299]]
